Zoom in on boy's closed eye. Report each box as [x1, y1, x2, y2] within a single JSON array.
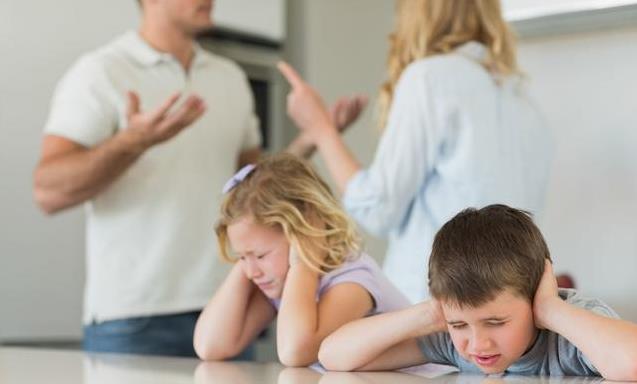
[[486, 321, 506, 327], [449, 322, 467, 329], [448, 318, 509, 329]]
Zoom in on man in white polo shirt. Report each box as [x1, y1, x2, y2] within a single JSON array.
[[33, 0, 364, 357]]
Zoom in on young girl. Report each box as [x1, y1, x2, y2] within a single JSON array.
[[193, 153, 409, 366]]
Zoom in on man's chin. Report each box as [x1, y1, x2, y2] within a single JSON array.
[[186, 21, 213, 36]]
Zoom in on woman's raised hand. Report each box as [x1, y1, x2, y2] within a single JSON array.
[[278, 61, 335, 143]]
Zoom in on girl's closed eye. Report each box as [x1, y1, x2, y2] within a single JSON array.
[[451, 323, 467, 330]]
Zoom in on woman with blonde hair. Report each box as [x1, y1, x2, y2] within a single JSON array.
[[193, 153, 409, 365], [278, 0, 552, 303]]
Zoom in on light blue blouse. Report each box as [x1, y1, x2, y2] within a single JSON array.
[[343, 42, 553, 303]]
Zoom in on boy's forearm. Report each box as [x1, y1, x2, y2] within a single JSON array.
[[319, 301, 440, 370], [541, 298, 637, 381], [276, 263, 320, 365]]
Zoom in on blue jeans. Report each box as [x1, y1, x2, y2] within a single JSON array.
[[83, 310, 255, 359]]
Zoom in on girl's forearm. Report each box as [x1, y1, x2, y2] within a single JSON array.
[[276, 263, 320, 365], [193, 264, 254, 359]]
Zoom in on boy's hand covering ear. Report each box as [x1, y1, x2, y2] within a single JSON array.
[[430, 300, 448, 333], [533, 260, 560, 329]]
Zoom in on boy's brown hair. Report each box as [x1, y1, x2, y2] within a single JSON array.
[[429, 204, 551, 307]]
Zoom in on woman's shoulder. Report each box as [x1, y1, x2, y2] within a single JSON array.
[[406, 52, 474, 76], [399, 53, 507, 101]]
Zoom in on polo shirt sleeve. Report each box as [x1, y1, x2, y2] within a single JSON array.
[[342, 62, 442, 236], [44, 55, 118, 147], [241, 113, 262, 151], [234, 69, 262, 151]]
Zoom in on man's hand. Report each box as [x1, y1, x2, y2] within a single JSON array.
[[533, 259, 561, 329], [124, 90, 206, 150]]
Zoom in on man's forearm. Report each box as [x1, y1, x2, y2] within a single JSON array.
[[33, 131, 147, 213]]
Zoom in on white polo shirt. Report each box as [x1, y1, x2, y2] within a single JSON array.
[[44, 31, 261, 323]]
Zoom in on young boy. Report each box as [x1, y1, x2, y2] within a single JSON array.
[[318, 205, 637, 381]]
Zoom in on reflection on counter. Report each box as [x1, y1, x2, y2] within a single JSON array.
[[0, 347, 609, 384]]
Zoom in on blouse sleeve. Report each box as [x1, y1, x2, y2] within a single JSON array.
[[342, 63, 444, 236]]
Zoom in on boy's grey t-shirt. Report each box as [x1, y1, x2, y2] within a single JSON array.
[[417, 289, 619, 376]]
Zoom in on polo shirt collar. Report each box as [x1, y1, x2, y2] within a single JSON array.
[[121, 30, 209, 68]]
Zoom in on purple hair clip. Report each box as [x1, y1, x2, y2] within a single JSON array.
[[222, 164, 256, 194]]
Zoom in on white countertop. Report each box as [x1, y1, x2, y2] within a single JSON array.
[[0, 347, 607, 384]]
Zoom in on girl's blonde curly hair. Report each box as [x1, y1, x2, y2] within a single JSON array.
[[216, 153, 361, 274], [378, 0, 520, 129]]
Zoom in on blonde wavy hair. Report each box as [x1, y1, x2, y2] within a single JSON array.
[[216, 153, 361, 274], [378, 0, 520, 129]]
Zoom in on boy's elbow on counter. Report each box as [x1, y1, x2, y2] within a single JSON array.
[[600, 358, 637, 382], [621, 360, 637, 382]]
